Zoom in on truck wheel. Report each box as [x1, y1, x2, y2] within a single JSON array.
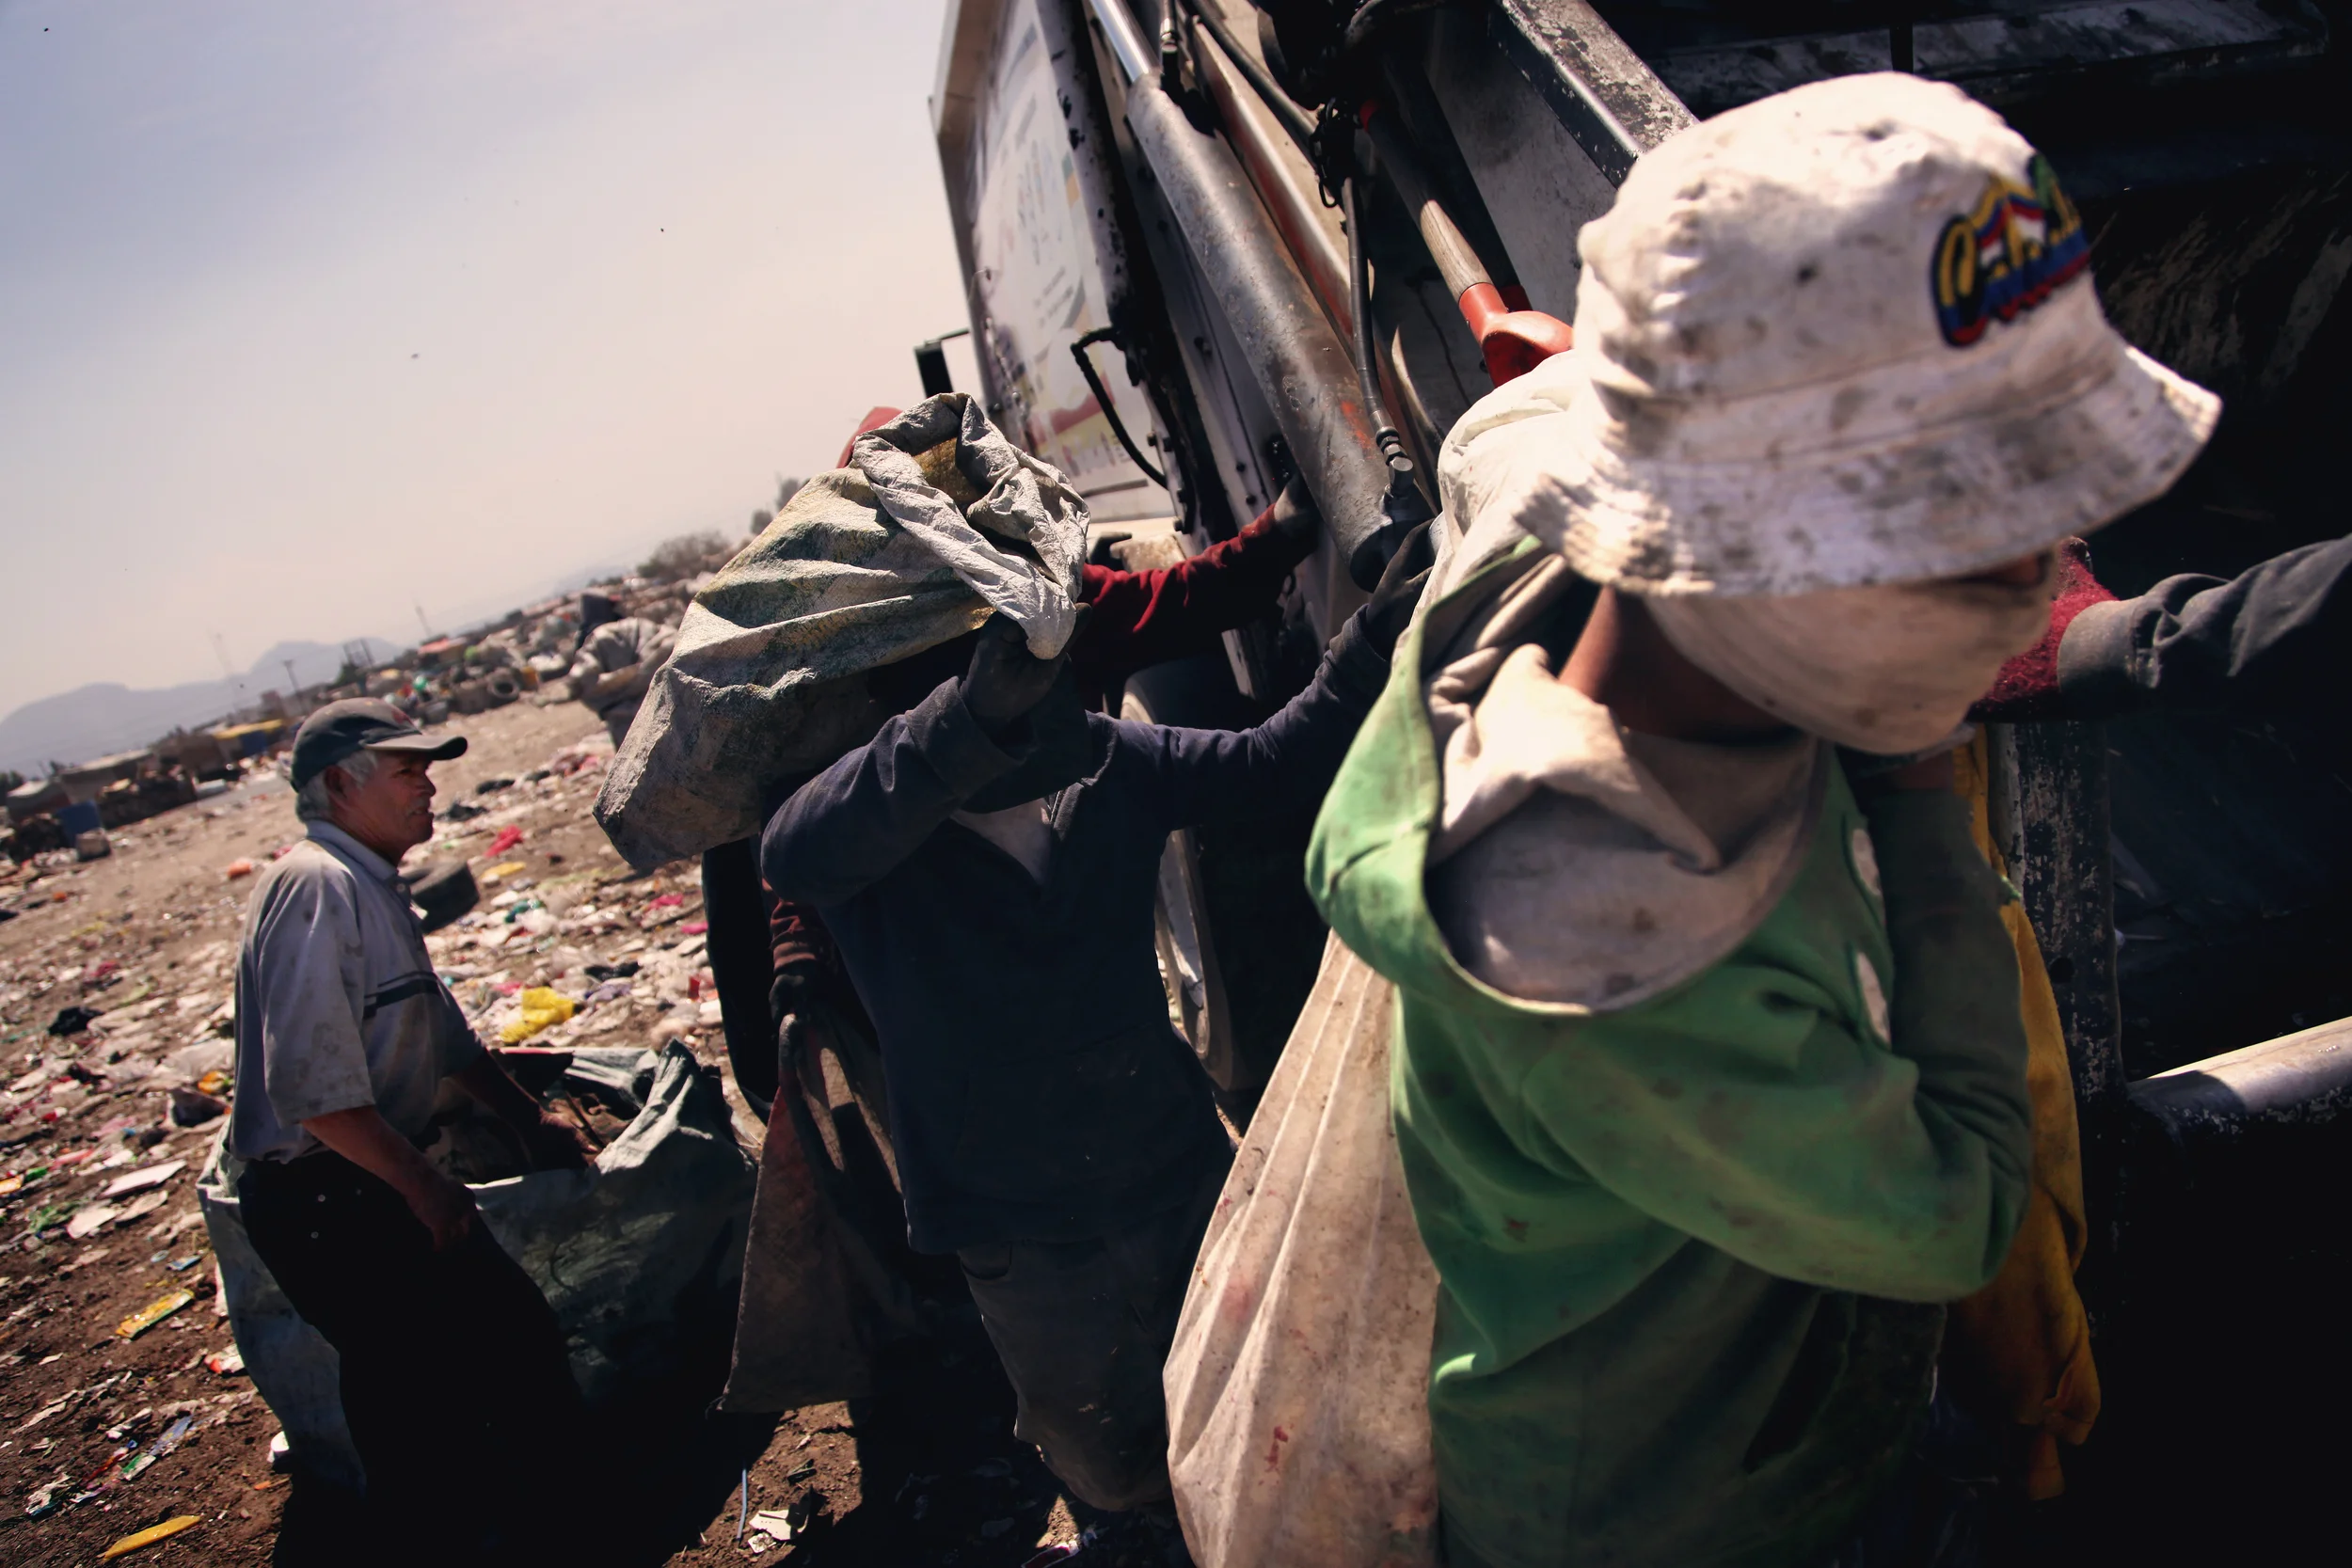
[[1121, 654, 1326, 1126]]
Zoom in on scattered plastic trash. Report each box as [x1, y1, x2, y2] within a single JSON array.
[[487, 825, 527, 857], [268, 1429, 292, 1471], [223, 859, 255, 879], [79, 1440, 135, 1495], [206, 1346, 246, 1375], [102, 1158, 186, 1199], [68, 1203, 121, 1240], [498, 988, 578, 1043], [148, 1413, 195, 1460], [482, 860, 529, 883], [18, 1396, 72, 1434], [750, 1508, 798, 1543], [48, 1006, 102, 1037], [115, 1289, 196, 1339], [1023, 1539, 1091, 1566], [0, 1173, 22, 1196], [101, 1514, 199, 1559], [195, 1069, 232, 1096], [114, 1189, 172, 1226], [24, 1481, 61, 1518]]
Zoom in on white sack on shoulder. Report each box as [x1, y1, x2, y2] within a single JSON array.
[[594, 394, 1089, 869], [1165, 934, 1440, 1568], [852, 394, 1088, 658]]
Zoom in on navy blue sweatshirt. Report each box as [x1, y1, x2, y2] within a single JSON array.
[[2058, 532, 2351, 716], [762, 613, 1391, 1252]]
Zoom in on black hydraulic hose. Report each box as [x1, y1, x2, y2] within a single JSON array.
[[1342, 173, 1405, 468], [1072, 328, 1170, 489], [1343, 171, 1436, 555], [1175, 0, 1318, 150]]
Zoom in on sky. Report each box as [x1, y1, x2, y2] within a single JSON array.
[[0, 0, 982, 719]]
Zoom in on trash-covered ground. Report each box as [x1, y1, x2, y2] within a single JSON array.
[[1, 694, 1179, 1566]]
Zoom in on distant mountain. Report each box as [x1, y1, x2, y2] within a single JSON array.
[[0, 639, 400, 778], [0, 552, 644, 778]]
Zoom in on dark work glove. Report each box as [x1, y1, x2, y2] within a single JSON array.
[[960, 607, 1087, 736], [1268, 476, 1322, 554], [1360, 521, 1437, 657]]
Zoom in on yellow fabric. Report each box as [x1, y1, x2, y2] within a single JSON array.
[[499, 987, 577, 1044], [1944, 735, 2101, 1498]]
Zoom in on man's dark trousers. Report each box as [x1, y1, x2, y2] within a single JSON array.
[[955, 1160, 1227, 1512], [238, 1150, 580, 1547]]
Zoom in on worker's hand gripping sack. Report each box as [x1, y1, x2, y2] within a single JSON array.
[[594, 394, 1089, 868]]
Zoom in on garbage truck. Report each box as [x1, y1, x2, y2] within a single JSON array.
[[922, 0, 2352, 1552]]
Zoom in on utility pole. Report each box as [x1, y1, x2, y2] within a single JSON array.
[[212, 632, 249, 719], [414, 603, 437, 641], [282, 658, 302, 705]]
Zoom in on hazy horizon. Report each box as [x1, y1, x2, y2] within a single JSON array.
[[0, 0, 978, 725]]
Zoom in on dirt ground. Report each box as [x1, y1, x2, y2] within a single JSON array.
[[0, 695, 1181, 1568]]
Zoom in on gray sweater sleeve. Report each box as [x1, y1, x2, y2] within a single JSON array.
[[2057, 534, 2352, 717], [1861, 787, 2035, 1293]]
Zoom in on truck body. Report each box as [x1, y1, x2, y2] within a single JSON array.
[[930, 2, 2352, 1552]]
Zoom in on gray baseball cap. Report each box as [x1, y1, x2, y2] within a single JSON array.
[[290, 699, 466, 790]]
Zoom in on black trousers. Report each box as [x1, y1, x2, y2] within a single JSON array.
[[239, 1151, 580, 1549], [955, 1159, 1228, 1513]]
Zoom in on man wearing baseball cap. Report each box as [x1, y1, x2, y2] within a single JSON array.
[[1308, 74, 2217, 1567], [230, 700, 593, 1557]]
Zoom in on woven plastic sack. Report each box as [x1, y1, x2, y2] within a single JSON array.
[[595, 393, 1088, 868], [1165, 933, 1442, 1568], [199, 1043, 756, 1490]]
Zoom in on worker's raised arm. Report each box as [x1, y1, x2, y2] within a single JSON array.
[[2058, 532, 2352, 716], [1074, 482, 1319, 686], [760, 666, 1041, 908], [1478, 783, 2033, 1304], [1136, 522, 1429, 831], [1128, 608, 1390, 830]]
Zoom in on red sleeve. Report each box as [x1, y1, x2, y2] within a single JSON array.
[[1970, 539, 2116, 721], [1072, 508, 1311, 687]]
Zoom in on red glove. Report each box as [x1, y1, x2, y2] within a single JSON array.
[[1971, 538, 2117, 721]]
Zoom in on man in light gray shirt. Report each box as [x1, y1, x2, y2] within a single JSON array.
[[231, 699, 592, 1558]]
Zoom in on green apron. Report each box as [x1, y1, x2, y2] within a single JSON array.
[[1307, 546, 2031, 1568]]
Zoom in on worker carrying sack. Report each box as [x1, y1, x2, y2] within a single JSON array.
[[1164, 933, 1443, 1568], [595, 393, 1089, 869]]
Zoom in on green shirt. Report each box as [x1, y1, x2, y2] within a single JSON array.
[[1307, 548, 2032, 1568]]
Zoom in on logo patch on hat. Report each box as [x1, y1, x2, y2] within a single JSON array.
[[1931, 155, 2089, 348]]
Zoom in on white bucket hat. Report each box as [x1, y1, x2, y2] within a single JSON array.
[[1438, 72, 2219, 597]]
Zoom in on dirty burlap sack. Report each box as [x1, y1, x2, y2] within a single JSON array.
[[1165, 933, 1442, 1568], [595, 393, 1089, 869]]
